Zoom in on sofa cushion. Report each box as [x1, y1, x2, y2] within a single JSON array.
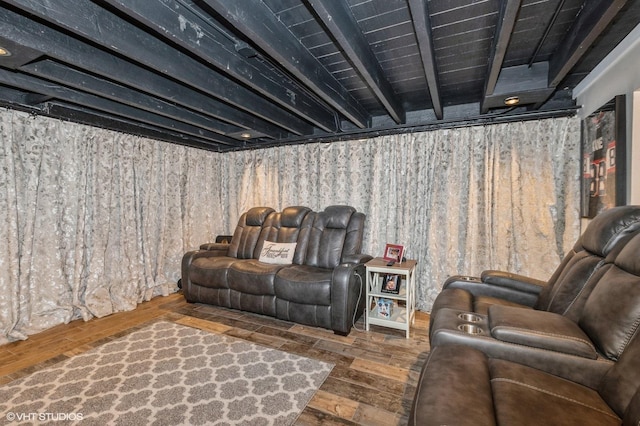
[[579, 205, 640, 256], [256, 206, 313, 265], [537, 251, 610, 319], [488, 305, 597, 359], [281, 206, 312, 227], [228, 207, 275, 259], [489, 358, 620, 426], [304, 206, 361, 269], [408, 345, 495, 426], [410, 345, 623, 426], [598, 312, 640, 417], [535, 205, 640, 315], [580, 232, 640, 361], [323, 205, 355, 228], [246, 206, 275, 226], [227, 259, 284, 295], [274, 265, 332, 305]]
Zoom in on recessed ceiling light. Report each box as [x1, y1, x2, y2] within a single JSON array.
[[240, 132, 252, 139], [504, 96, 520, 106], [0, 47, 11, 57]]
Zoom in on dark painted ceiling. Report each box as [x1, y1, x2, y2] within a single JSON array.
[[0, 0, 638, 151]]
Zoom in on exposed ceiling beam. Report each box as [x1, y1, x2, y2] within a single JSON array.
[[3, 0, 314, 136], [0, 85, 43, 106], [201, 0, 370, 129], [483, 63, 554, 109], [101, 0, 337, 133], [0, 9, 287, 139], [407, 0, 442, 120], [304, 0, 405, 124], [0, 69, 239, 147], [481, 0, 522, 113], [549, 0, 628, 87], [44, 103, 227, 151], [21, 59, 243, 136]]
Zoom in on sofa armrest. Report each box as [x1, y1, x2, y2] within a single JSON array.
[[408, 345, 496, 426], [330, 261, 368, 335], [181, 249, 223, 295], [481, 270, 546, 294], [198, 242, 230, 256], [488, 305, 597, 359], [341, 253, 373, 264], [442, 271, 544, 307]]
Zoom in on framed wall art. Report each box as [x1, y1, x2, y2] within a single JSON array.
[[581, 95, 627, 218]]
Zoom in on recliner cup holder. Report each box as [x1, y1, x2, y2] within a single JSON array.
[[458, 313, 482, 323], [457, 324, 483, 334]]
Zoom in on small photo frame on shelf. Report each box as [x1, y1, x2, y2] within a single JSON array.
[[381, 274, 401, 294], [383, 243, 404, 263], [376, 298, 393, 318]]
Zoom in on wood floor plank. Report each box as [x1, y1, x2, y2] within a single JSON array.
[[353, 403, 406, 426], [0, 292, 430, 425], [350, 358, 410, 383], [307, 389, 360, 420]]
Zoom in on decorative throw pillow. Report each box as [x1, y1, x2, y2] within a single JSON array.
[[259, 241, 297, 265]]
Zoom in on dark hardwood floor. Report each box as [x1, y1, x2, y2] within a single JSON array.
[[0, 292, 431, 425]]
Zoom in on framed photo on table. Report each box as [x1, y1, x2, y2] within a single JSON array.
[[383, 244, 405, 263], [381, 274, 401, 294]]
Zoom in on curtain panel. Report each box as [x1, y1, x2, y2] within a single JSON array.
[[0, 108, 581, 343]]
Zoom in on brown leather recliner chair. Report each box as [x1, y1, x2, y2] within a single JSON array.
[[412, 225, 640, 425], [429, 223, 640, 387], [430, 205, 640, 329]]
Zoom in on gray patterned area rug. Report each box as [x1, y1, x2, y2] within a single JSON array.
[[0, 321, 333, 425]]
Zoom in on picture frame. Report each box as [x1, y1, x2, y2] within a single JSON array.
[[381, 274, 401, 294], [383, 243, 405, 263], [581, 95, 627, 218]]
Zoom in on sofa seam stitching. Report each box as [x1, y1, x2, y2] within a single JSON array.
[[490, 378, 619, 420], [618, 316, 640, 358]]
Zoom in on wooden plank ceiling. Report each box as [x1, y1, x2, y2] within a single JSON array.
[[0, 0, 638, 151]]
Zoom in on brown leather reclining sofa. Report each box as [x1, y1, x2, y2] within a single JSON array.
[[410, 205, 640, 425], [181, 205, 372, 335]]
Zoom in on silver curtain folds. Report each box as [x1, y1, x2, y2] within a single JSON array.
[[0, 108, 581, 343]]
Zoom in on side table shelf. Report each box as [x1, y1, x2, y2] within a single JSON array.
[[365, 257, 417, 338]]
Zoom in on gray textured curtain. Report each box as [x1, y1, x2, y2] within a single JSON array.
[[0, 108, 581, 343]]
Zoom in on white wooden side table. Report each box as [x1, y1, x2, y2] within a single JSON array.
[[364, 257, 417, 338]]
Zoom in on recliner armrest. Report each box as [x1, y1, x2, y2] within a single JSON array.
[[481, 270, 546, 294], [429, 308, 612, 387], [341, 253, 373, 265], [442, 273, 541, 307], [488, 305, 597, 359], [198, 242, 230, 256]]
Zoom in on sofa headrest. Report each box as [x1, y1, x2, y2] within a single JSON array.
[[580, 205, 640, 256], [245, 207, 275, 226], [615, 231, 640, 275], [281, 206, 312, 227], [323, 205, 356, 229]]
